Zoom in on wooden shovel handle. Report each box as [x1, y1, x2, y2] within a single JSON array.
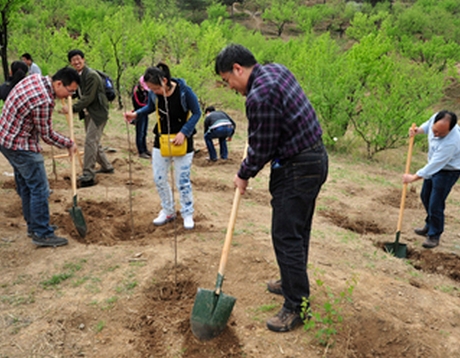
[[67, 96, 78, 197], [61, 98, 83, 169], [397, 123, 416, 232], [216, 144, 248, 290]]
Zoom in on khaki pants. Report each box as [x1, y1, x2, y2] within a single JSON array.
[[82, 114, 112, 180]]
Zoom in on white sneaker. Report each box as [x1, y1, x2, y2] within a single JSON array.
[[183, 215, 194, 230], [153, 210, 176, 226]]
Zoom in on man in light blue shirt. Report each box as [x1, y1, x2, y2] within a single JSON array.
[[403, 110, 460, 248], [21, 53, 42, 75]]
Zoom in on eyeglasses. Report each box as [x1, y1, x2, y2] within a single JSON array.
[[65, 86, 76, 95], [221, 73, 231, 84]]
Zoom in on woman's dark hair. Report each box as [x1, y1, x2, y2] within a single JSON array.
[[215, 44, 257, 74], [10, 61, 28, 87], [143, 62, 172, 89], [434, 110, 458, 130]]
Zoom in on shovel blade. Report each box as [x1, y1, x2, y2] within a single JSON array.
[[69, 203, 87, 238], [190, 287, 236, 341], [385, 231, 407, 258], [384, 242, 407, 258]]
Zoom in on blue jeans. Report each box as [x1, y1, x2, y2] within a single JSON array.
[[135, 112, 149, 154], [420, 170, 460, 240], [152, 148, 194, 217], [0, 146, 54, 238], [269, 141, 328, 313], [204, 126, 233, 160]]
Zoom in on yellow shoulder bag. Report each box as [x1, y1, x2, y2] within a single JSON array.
[[156, 100, 188, 157]]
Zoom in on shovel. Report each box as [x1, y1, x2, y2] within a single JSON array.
[[384, 123, 416, 258], [190, 145, 248, 341], [61, 98, 83, 169], [67, 96, 87, 238]]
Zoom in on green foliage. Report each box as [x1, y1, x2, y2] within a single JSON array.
[[0, 0, 31, 79], [392, 1, 460, 43], [2, 0, 458, 159], [140, 0, 180, 19], [206, 2, 229, 21], [141, 15, 168, 66], [66, 5, 108, 36], [290, 34, 351, 148], [293, 1, 340, 35], [163, 18, 200, 64], [346, 10, 390, 41], [302, 276, 357, 347], [261, 0, 297, 37], [344, 32, 444, 158], [397, 35, 460, 71]]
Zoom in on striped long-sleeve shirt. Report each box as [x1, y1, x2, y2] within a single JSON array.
[[238, 63, 323, 180], [0, 74, 72, 152]]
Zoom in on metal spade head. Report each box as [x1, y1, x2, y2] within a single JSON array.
[[190, 287, 236, 341]]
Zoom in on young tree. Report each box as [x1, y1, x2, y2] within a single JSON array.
[[344, 33, 445, 158], [262, 0, 297, 37], [289, 34, 352, 148], [0, 0, 29, 80], [163, 18, 199, 64], [89, 6, 146, 109]]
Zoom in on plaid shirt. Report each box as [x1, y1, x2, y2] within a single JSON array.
[[239, 63, 323, 180], [0, 74, 72, 152]]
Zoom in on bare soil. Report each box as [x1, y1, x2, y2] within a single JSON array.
[[1, 103, 460, 358]]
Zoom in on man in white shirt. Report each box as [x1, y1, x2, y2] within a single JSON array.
[[403, 110, 460, 248]]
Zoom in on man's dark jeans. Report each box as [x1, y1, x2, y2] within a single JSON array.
[[420, 170, 460, 239], [135, 112, 149, 154], [204, 126, 233, 160], [269, 142, 328, 313], [0, 146, 54, 238]]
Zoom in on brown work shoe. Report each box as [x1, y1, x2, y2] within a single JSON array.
[[414, 227, 428, 236], [266, 308, 303, 332], [422, 237, 439, 249], [267, 279, 283, 295]]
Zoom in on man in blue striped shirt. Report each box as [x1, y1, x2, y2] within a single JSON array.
[[215, 44, 328, 332]]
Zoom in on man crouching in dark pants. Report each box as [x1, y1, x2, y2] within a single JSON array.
[[215, 44, 328, 332]]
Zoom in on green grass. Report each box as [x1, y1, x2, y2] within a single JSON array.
[[247, 303, 279, 322], [95, 320, 106, 333], [40, 272, 74, 288], [1, 293, 35, 306]]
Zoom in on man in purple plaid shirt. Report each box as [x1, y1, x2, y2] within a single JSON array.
[[0, 67, 80, 247], [215, 44, 328, 332]]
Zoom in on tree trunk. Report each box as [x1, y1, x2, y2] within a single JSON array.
[[0, 10, 9, 82]]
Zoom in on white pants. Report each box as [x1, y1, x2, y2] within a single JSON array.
[[152, 148, 194, 217]]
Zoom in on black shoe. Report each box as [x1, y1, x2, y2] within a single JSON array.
[[78, 178, 96, 188], [95, 167, 114, 174], [27, 224, 58, 238], [422, 237, 439, 249], [266, 308, 303, 332], [138, 152, 151, 159], [32, 233, 68, 247], [267, 279, 283, 295], [414, 227, 428, 236]]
